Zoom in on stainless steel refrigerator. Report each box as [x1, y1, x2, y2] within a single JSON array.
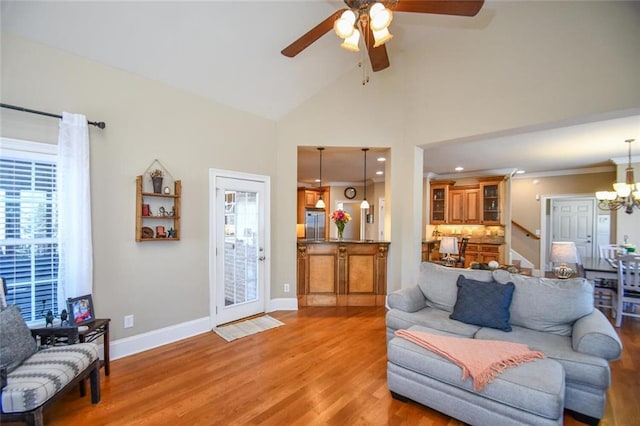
[[305, 208, 326, 240]]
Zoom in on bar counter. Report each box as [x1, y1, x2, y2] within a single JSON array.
[[297, 240, 390, 307]]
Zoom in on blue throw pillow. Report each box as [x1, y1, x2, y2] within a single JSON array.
[[450, 275, 515, 332]]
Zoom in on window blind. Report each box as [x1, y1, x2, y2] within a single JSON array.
[[0, 153, 59, 323]]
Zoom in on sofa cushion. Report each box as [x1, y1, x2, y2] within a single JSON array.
[[476, 325, 610, 390], [492, 270, 594, 336], [0, 305, 37, 373], [418, 262, 494, 312], [450, 275, 515, 332], [388, 325, 565, 421], [1, 343, 99, 413], [386, 307, 480, 339]]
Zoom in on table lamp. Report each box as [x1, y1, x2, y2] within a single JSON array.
[[439, 236, 459, 267], [549, 242, 581, 279]]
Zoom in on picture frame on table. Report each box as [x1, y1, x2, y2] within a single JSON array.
[[67, 294, 95, 325]]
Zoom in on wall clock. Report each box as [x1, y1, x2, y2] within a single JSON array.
[[344, 187, 357, 199]]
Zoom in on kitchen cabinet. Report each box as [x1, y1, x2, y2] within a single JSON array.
[[448, 186, 480, 224], [297, 241, 390, 307], [430, 181, 454, 224], [465, 243, 504, 266], [479, 177, 505, 225]]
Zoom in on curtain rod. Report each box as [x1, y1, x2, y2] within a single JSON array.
[[1, 103, 106, 129]]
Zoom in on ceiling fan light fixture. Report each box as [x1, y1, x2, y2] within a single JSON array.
[[340, 28, 361, 52], [369, 3, 393, 31], [334, 10, 357, 39], [373, 27, 393, 47]]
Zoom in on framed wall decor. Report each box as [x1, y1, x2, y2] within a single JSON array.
[[67, 294, 95, 325]]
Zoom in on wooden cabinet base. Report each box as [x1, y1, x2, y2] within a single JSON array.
[[297, 241, 390, 307]]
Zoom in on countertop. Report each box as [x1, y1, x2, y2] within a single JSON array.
[[423, 238, 505, 245], [298, 239, 390, 244]]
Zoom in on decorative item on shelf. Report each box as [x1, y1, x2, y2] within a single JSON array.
[[331, 209, 351, 240], [142, 204, 151, 216], [167, 228, 176, 238], [596, 138, 639, 214], [142, 227, 154, 239], [439, 236, 459, 267], [150, 168, 164, 194], [156, 226, 166, 238], [143, 159, 175, 194], [549, 242, 581, 279]]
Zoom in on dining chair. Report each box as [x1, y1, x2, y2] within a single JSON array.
[[615, 254, 640, 327], [454, 237, 470, 268], [599, 244, 619, 260]]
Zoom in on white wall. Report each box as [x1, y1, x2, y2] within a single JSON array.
[[276, 0, 640, 292], [1, 35, 277, 341], [2, 0, 639, 351]]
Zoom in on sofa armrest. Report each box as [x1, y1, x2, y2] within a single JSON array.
[[572, 309, 622, 361], [387, 286, 427, 313]]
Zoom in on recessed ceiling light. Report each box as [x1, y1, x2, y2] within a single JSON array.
[[516, 170, 525, 174], [377, 157, 386, 162], [376, 171, 384, 175], [454, 166, 464, 172]]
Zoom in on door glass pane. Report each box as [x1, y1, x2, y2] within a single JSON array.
[[223, 190, 258, 306]]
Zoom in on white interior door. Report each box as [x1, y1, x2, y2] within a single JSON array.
[[549, 198, 595, 265], [210, 170, 269, 326]]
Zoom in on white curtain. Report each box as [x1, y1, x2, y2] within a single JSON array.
[[57, 112, 93, 310]]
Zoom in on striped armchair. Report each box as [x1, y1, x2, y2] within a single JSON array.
[[0, 305, 101, 426]]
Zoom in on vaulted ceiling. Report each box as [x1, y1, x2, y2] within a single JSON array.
[[2, 1, 639, 182]]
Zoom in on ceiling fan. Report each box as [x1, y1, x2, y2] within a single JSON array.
[[281, 0, 485, 72]]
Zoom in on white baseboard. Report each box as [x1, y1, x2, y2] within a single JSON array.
[[268, 297, 298, 312], [110, 316, 211, 361], [110, 300, 297, 361]]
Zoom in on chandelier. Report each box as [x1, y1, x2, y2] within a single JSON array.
[[333, 1, 396, 52], [596, 139, 640, 214]]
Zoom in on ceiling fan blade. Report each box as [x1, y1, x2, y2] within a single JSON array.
[[391, 0, 485, 17], [362, 18, 390, 72], [281, 9, 347, 57]]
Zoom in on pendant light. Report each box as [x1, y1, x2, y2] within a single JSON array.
[[315, 147, 326, 209], [361, 148, 370, 209]]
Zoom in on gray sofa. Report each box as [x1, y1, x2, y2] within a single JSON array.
[[386, 262, 623, 425]]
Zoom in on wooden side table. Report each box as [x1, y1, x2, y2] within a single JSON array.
[[31, 318, 111, 376]]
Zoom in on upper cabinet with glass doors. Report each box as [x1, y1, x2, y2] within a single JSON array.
[[478, 176, 505, 225]]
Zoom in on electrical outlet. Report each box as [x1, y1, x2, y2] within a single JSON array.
[[284, 283, 290, 293], [124, 314, 134, 328]]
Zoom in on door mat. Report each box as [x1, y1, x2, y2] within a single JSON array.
[[214, 315, 284, 342]]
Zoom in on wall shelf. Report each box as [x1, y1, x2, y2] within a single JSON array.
[[135, 175, 181, 242]]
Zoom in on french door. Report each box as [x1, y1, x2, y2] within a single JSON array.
[[209, 170, 269, 326]]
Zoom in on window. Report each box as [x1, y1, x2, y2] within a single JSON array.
[[0, 138, 59, 323]]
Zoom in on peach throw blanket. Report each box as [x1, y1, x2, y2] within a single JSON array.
[[395, 329, 545, 391]]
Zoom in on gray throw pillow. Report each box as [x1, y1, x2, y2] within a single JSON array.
[[417, 262, 494, 312], [0, 305, 37, 373], [450, 275, 515, 331], [492, 269, 594, 336]]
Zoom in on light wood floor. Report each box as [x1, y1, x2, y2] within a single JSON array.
[[27, 307, 640, 425]]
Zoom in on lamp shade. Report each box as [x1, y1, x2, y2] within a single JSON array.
[[549, 242, 581, 264], [373, 27, 393, 47], [439, 237, 459, 255], [549, 241, 581, 279], [340, 28, 360, 52]]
